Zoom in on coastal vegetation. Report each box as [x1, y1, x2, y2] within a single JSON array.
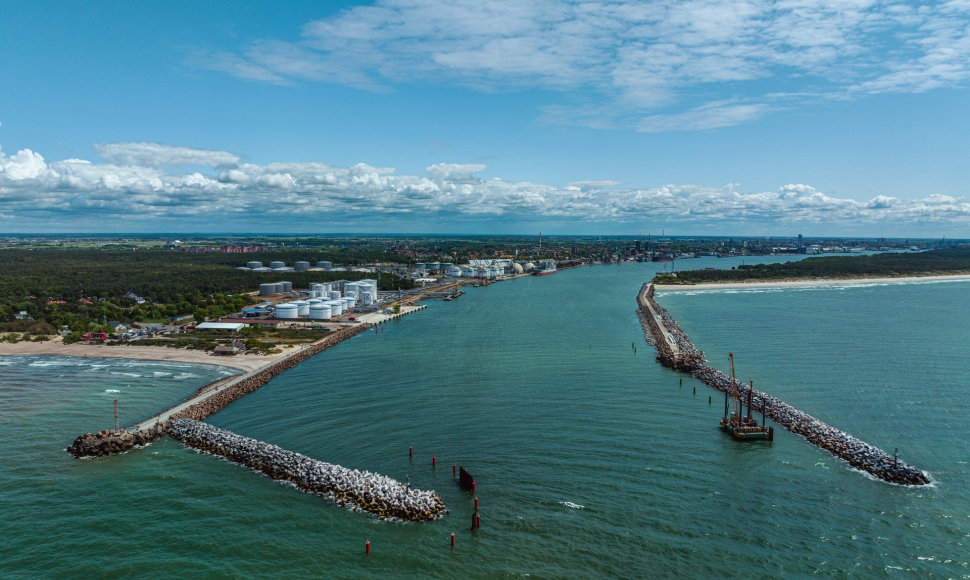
[[0, 248, 412, 332], [653, 248, 970, 284]]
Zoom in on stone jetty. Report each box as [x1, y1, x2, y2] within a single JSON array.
[[67, 324, 370, 458], [67, 423, 168, 458], [169, 418, 445, 521], [637, 283, 930, 486]]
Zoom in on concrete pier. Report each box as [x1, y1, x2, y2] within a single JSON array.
[[169, 419, 445, 521], [637, 283, 930, 486]]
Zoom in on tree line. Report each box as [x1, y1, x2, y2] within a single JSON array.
[[655, 249, 970, 284]]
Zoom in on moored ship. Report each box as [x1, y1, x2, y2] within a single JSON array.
[[534, 260, 557, 276]]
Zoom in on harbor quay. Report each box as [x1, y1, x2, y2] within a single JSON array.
[[637, 283, 930, 486]]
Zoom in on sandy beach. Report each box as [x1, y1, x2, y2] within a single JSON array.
[[0, 337, 294, 372], [653, 273, 970, 291]]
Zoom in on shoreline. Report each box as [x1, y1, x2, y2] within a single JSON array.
[[0, 337, 292, 372], [0, 303, 430, 373], [653, 273, 970, 291]]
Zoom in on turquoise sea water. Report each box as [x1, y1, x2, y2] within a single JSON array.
[[2, 259, 969, 578]]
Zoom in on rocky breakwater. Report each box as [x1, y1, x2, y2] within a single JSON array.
[[169, 324, 370, 423], [168, 418, 445, 521], [690, 365, 930, 486], [638, 283, 930, 486], [67, 324, 370, 458], [67, 423, 168, 458], [637, 283, 705, 372]]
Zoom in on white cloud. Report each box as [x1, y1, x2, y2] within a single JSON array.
[[189, 0, 970, 131], [2, 140, 970, 233], [94, 142, 242, 168], [638, 102, 771, 132]]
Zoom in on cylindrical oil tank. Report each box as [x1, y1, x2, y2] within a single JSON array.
[[342, 297, 355, 311], [359, 290, 374, 305], [247, 261, 263, 269], [310, 283, 326, 296], [259, 283, 277, 295], [316, 261, 333, 270], [280, 281, 293, 293], [275, 303, 298, 319], [309, 304, 332, 320], [326, 300, 343, 316], [448, 267, 462, 277], [294, 261, 310, 272], [293, 300, 309, 316], [269, 261, 285, 269], [329, 290, 341, 300], [308, 298, 323, 305], [429, 262, 440, 272]]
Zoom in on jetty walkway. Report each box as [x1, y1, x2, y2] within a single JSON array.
[[637, 283, 930, 486], [67, 324, 371, 457]]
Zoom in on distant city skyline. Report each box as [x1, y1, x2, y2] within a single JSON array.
[[2, 1, 969, 236]]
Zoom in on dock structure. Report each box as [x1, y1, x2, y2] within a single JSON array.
[[637, 283, 930, 486], [168, 419, 445, 521]]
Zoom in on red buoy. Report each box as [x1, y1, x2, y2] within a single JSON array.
[[409, 446, 412, 457], [476, 513, 481, 528], [450, 532, 455, 547], [432, 455, 436, 466], [474, 496, 478, 510], [366, 540, 370, 554], [453, 463, 456, 476], [472, 481, 476, 492]]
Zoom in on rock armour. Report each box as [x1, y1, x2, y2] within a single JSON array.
[[169, 418, 445, 521]]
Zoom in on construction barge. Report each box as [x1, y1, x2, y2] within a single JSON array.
[[720, 353, 773, 441], [637, 283, 929, 486]]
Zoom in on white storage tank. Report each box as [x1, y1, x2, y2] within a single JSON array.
[[259, 283, 277, 295], [309, 304, 332, 320], [342, 297, 355, 311], [247, 261, 263, 269], [293, 300, 309, 316], [275, 303, 299, 319], [316, 261, 333, 270], [359, 290, 374, 305], [329, 290, 341, 300], [270, 261, 286, 269], [327, 300, 343, 316], [448, 267, 462, 277], [294, 261, 310, 272], [279, 281, 293, 293]]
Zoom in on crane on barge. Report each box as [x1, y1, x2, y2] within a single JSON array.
[[720, 352, 773, 441]]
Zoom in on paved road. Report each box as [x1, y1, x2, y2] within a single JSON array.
[[639, 284, 680, 356]]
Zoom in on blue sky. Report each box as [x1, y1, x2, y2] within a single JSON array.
[[2, 0, 970, 236]]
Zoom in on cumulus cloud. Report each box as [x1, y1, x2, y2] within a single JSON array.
[[94, 142, 242, 168], [3, 140, 970, 233], [188, 0, 970, 131]]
